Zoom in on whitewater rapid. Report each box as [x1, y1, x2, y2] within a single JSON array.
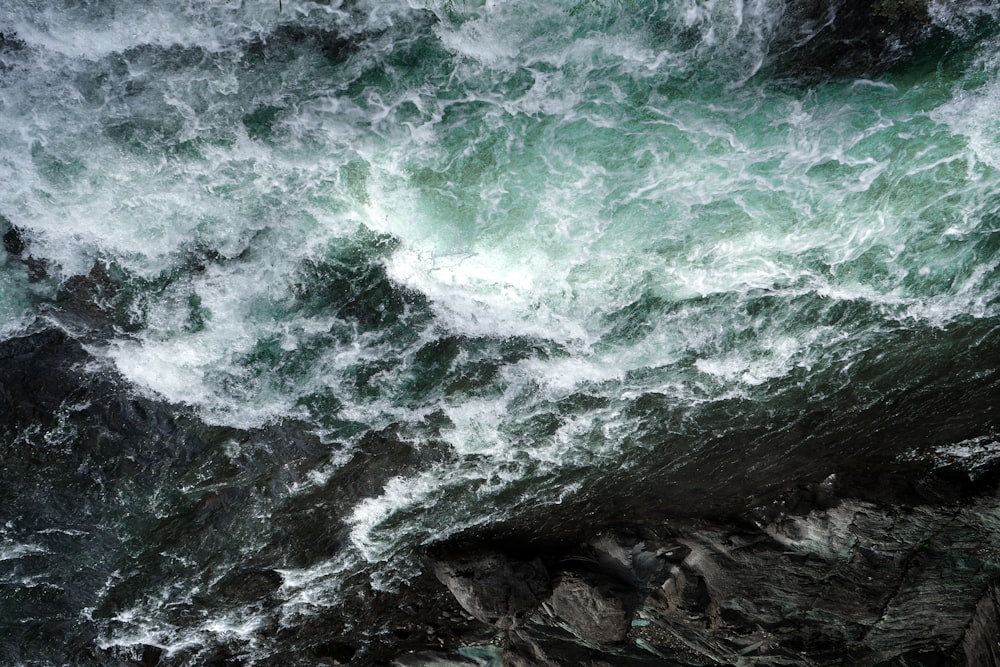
[[1, 0, 999, 663]]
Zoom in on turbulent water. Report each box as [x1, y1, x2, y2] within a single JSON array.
[[1, 0, 999, 664]]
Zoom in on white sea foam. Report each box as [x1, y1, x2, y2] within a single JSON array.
[[0, 542, 49, 561], [347, 468, 483, 563], [931, 79, 1000, 171]]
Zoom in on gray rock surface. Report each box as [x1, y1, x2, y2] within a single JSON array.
[[547, 570, 634, 643], [432, 551, 551, 629], [961, 584, 1000, 667]]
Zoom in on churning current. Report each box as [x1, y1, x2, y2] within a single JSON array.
[[1, 0, 999, 664]]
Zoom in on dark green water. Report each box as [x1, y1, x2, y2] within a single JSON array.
[[0, 0, 998, 663]]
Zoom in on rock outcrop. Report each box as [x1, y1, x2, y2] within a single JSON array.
[[432, 549, 551, 629], [962, 585, 1000, 667], [547, 569, 634, 643], [426, 469, 1000, 666]]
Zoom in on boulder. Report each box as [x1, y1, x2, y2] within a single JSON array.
[[432, 550, 550, 629], [547, 570, 633, 643]]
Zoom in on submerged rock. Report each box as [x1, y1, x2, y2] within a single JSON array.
[[767, 0, 937, 79]]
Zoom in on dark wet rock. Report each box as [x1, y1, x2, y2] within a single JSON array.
[[46, 254, 226, 340], [122, 644, 163, 667], [201, 646, 244, 667], [391, 648, 491, 666], [312, 640, 356, 664], [474, 318, 1000, 543], [351, 424, 454, 484], [547, 569, 634, 642], [0, 327, 334, 665], [0, 31, 26, 74], [3, 225, 25, 255], [0, 327, 90, 433], [623, 492, 1000, 663], [139, 645, 163, 667], [270, 422, 455, 567], [4, 327, 998, 667], [1, 217, 47, 279], [101, 643, 162, 667], [257, 569, 494, 667], [432, 548, 551, 629], [960, 584, 1000, 667], [0, 218, 48, 283], [0, 31, 26, 51], [55, 262, 132, 335]]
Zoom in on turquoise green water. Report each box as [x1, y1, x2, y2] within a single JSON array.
[[0, 0, 998, 662]]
